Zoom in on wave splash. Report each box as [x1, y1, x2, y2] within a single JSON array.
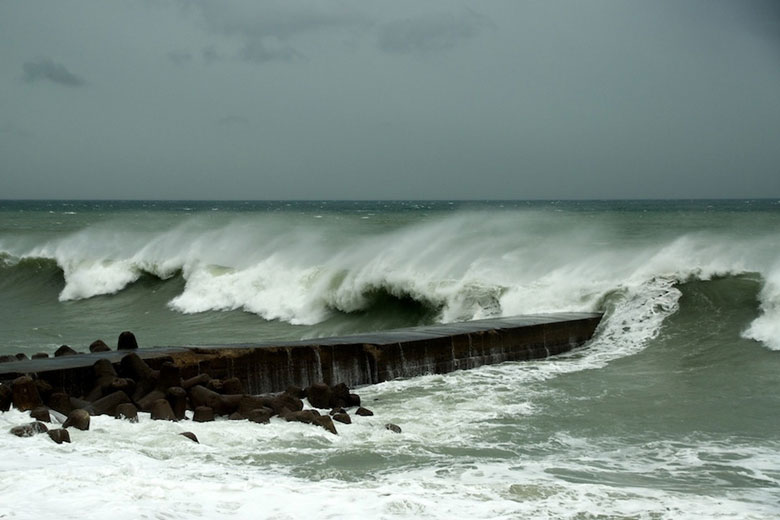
[[1, 210, 778, 351]]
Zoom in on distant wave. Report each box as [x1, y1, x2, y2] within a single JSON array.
[[1, 210, 779, 351]]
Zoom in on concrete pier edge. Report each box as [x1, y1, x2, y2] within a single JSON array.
[[0, 312, 603, 396]]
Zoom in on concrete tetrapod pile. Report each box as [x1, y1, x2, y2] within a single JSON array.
[[2, 332, 400, 444]]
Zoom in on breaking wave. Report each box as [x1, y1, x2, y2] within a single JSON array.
[[1, 209, 778, 350]]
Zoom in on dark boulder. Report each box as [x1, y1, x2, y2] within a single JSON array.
[[11, 375, 43, 411], [385, 423, 402, 434], [228, 412, 244, 421], [347, 393, 361, 407], [332, 412, 351, 425], [117, 331, 138, 350], [150, 399, 177, 421], [90, 391, 130, 416], [179, 432, 199, 443], [120, 352, 156, 381], [0, 384, 12, 412], [206, 379, 224, 393], [285, 385, 304, 399], [89, 339, 111, 352], [34, 379, 53, 403], [15, 353, 29, 361], [31, 352, 49, 359], [137, 390, 166, 413], [313, 415, 338, 435], [284, 410, 316, 424], [238, 396, 269, 417], [30, 406, 51, 423], [188, 385, 241, 416], [222, 377, 244, 395], [356, 407, 374, 417], [306, 383, 332, 409], [246, 408, 272, 424], [329, 383, 351, 409], [158, 362, 182, 391], [181, 373, 211, 390], [47, 428, 71, 444], [166, 387, 187, 421], [329, 407, 346, 416], [192, 406, 215, 423], [10, 421, 48, 437], [0, 355, 15, 363], [115, 403, 138, 422], [46, 392, 73, 415], [54, 345, 77, 357], [63, 409, 90, 431]]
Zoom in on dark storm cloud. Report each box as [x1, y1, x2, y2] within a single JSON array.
[[377, 10, 489, 54], [217, 115, 250, 127], [180, 0, 365, 64], [22, 58, 85, 87], [167, 50, 193, 65]]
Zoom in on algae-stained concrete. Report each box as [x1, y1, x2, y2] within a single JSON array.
[[0, 313, 602, 395]]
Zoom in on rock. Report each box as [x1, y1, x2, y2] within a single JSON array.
[[285, 385, 304, 399], [206, 379, 224, 393], [277, 392, 303, 413], [117, 331, 139, 350], [0, 355, 15, 363], [356, 407, 373, 417], [47, 428, 71, 444], [228, 412, 244, 420], [179, 432, 199, 443], [284, 410, 316, 424], [329, 383, 351, 408], [158, 362, 182, 390], [222, 377, 244, 395], [31, 352, 49, 359], [63, 409, 90, 431], [120, 352, 156, 381], [306, 383, 332, 409], [150, 399, 177, 421], [10, 421, 48, 437], [89, 339, 111, 352], [85, 359, 120, 401], [166, 387, 187, 421], [181, 373, 211, 390], [385, 423, 402, 434], [332, 412, 351, 425], [329, 407, 346, 416], [246, 408, 272, 424], [192, 406, 214, 423], [54, 345, 77, 357], [313, 415, 338, 435], [188, 385, 241, 416], [11, 375, 43, 412], [347, 393, 361, 407], [90, 391, 130, 416], [34, 379, 53, 402], [0, 384, 11, 412], [15, 353, 29, 361], [115, 403, 138, 422], [238, 396, 270, 416], [47, 392, 73, 415], [137, 390, 166, 412], [30, 406, 51, 423]]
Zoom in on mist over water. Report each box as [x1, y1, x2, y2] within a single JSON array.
[[1, 200, 779, 519]]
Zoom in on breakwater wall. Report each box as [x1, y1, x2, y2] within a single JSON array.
[[0, 313, 602, 397]]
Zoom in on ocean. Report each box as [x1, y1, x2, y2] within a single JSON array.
[[1, 199, 778, 519]]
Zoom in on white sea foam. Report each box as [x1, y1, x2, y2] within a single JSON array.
[[5, 211, 780, 351]]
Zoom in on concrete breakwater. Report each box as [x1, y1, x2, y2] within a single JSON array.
[[0, 313, 602, 396]]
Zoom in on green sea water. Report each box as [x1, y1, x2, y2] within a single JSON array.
[[1, 200, 778, 518]]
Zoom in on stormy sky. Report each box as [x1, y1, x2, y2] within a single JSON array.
[[1, 1, 779, 200]]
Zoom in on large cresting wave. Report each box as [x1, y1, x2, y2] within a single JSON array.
[[1, 209, 779, 351]]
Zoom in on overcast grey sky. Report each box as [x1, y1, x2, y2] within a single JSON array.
[[1, 0, 779, 199]]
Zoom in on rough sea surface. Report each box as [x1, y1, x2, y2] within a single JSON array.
[[1, 200, 779, 519]]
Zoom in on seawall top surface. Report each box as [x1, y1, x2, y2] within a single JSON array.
[[0, 312, 603, 377]]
